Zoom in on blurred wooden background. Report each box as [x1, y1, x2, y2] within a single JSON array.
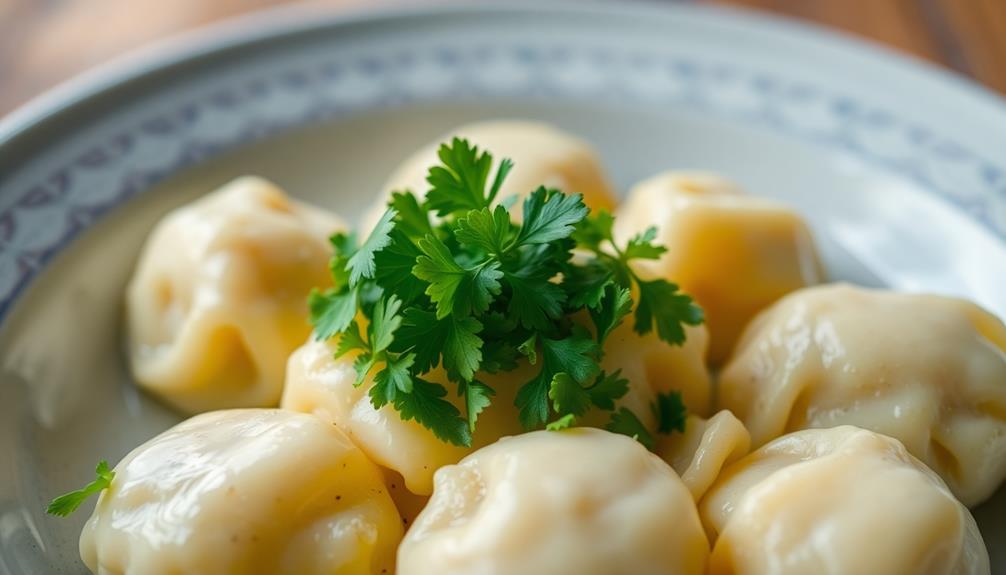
[[1, 0, 1005, 115]]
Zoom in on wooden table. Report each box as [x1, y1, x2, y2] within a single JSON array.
[[2, 0, 1004, 116]]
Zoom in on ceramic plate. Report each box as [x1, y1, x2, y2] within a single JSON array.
[[0, 2, 1003, 573]]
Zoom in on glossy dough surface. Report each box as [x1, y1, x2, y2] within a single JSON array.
[[613, 171, 823, 363], [281, 320, 711, 495], [657, 410, 751, 501], [398, 428, 709, 575], [719, 283, 1006, 506], [700, 427, 990, 575], [126, 177, 343, 413], [79, 409, 403, 575]]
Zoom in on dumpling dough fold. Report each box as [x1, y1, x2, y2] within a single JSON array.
[[719, 283, 1006, 506], [398, 428, 709, 575], [613, 171, 823, 363], [126, 177, 343, 413], [700, 426, 990, 575], [80, 409, 403, 575], [656, 410, 751, 501]]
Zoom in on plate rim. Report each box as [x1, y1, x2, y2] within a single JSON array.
[[3, 0, 1006, 161]]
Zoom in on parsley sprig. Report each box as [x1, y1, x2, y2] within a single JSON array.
[[310, 137, 703, 447], [46, 460, 115, 517]]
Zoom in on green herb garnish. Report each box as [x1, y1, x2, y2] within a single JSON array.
[[309, 137, 703, 447], [46, 460, 115, 517]]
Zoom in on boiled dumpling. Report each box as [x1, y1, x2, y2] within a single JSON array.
[[362, 120, 617, 231], [700, 426, 990, 575], [383, 120, 616, 213], [126, 177, 343, 413], [79, 409, 403, 575], [613, 171, 823, 363], [656, 410, 751, 501], [280, 336, 525, 497], [398, 428, 709, 575], [281, 320, 711, 495], [719, 283, 1006, 506]]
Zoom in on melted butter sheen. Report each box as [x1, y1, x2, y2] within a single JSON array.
[[398, 428, 709, 575], [613, 171, 824, 364], [126, 177, 344, 414], [699, 427, 990, 575], [719, 283, 1006, 506], [281, 319, 711, 496], [79, 409, 403, 575]]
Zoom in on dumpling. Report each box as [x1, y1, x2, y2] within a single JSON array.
[[656, 410, 751, 501], [79, 409, 403, 575], [613, 171, 823, 363], [397, 428, 709, 575], [126, 177, 343, 414], [362, 120, 617, 231], [280, 336, 526, 496], [281, 320, 711, 495], [719, 283, 1006, 506], [699, 426, 990, 575]]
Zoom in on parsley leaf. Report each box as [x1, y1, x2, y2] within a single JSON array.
[[389, 191, 434, 240], [335, 320, 367, 359], [587, 369, 630, 410], [442, 316, 484, 382], [563, 261, 613, 310], [462, 380, 495, 432], [371, 352, 416, 408], [652, 391, 687, 434], [47, 460, 115, 517], [571, 209, 615, 250], [515, 370, 550, 430], [395, 378, 471, 446], [347, 209, 396, 286], [548, 373, 592, 418], [370, 294, 404, 354], [308, 287, 357, 340], [487, 158, 514, 205], [353, 353, 377, 384], [516, 187, 589, 246], [455, 205, 513, 255], [390, 310, 484, 382], [540, 332, 601, 384], [414, 234, 503, 319], [634, 279, 704, 345], [606, 408, 654, 450], [517, 333, 538, 365], [588, 283, 632, 345], [373, 229, 428, 306], [574, 212, 704, 348], [545, 413, 577, 431], [623, 227, 668, 260], [479, 313, 521, 373], [391, 308, 444, 373], [504, 271, 566, 331], [515, 332, 600, 430], [328, 232, 357, 289], [425, 138, 494, 216]]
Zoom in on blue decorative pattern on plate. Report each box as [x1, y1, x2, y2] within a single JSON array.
[[0, 6, 1004, 323]]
